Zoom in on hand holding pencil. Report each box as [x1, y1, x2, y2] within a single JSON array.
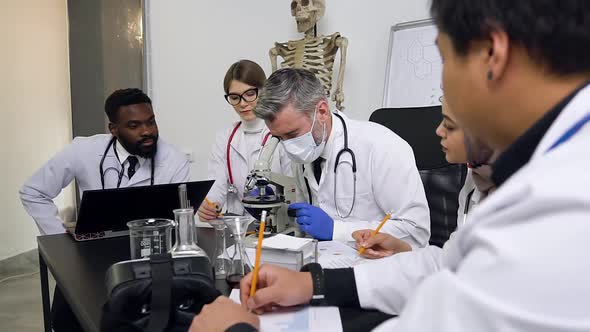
[[239, 210, 315, 314], [197, 197, 222, 221], [354, 211, 412, 258], [358, 212, 392, 255]]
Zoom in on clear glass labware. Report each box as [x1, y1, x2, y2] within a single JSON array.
[[171, 208, 207, 258], [126, 218, 174, 259], [209, 218, 230, 279], [222, 215, 253, 285]]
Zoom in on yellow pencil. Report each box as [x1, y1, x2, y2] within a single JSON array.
[[358, 212, 392, 255], [204, 197, 223, 217], [204, 197, 217, 210], [250, 210, 267, 297]]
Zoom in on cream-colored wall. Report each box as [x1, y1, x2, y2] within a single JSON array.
[[0, 0, 74, 260]]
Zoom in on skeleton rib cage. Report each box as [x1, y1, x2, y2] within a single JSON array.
[[275, 33, 341, 97]]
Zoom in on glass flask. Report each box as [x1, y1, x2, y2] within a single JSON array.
[[222, 215, 253, 285], [210, 219, 230, 279], [170, 208, 207, 257]]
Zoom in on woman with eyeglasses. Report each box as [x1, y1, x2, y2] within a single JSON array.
[[198, 60, 292, 221]]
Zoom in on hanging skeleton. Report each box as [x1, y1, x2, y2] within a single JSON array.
[[270, 0, 348, 110]]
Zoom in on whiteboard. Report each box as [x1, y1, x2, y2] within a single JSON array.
[[382, 19, 443, 108]]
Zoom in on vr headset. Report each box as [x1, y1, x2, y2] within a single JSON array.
[[101, 254, 220, 332]]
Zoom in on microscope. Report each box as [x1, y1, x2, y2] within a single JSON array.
[[242, 136, 301, 236]]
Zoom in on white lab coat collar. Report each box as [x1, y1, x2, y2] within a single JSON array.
[[532, 83, 590, 160], [302, 111, 344, 189], [320, 111, 343, 161], [115, 139, 150, 187], [241, 118, 265, 133], [97, 137, 122, 180], [115, 139, 146, 168], [229, 121, 269, 162], [99, 137, 153, 187]]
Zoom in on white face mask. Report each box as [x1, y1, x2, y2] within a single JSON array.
[[281, 108, 326, 164]]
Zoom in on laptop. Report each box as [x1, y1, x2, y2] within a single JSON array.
[[69, 180, 214, 241]]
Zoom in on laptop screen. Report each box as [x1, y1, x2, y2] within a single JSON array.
[[75, 180, 214, 234]]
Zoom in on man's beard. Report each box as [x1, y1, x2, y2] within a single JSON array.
[[119, 134, 159, 158]]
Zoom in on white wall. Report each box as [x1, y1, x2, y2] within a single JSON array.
[[147, 0, 432, 180], [0, 0, 74, 260]]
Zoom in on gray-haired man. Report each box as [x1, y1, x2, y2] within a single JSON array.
[[253, 68, 430, 245]]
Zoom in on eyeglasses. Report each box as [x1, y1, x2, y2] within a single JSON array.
[[224, 88, 258, 106]]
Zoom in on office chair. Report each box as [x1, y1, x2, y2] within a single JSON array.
[[370, 106, 467, 247]]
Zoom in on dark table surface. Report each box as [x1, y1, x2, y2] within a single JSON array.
[[37, 229, 391, 332]]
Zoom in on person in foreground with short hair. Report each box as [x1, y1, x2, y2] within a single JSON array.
[[189, 1, 590, 331]]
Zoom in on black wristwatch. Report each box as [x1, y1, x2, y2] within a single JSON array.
[[300, 263, 327, 306]]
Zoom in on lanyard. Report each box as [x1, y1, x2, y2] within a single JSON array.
[[546, 113, 590, 153]]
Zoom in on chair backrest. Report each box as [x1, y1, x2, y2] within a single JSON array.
[[369, 107, 466, 247]]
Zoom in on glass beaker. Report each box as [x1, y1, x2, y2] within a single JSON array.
[[171, 208, 207, 257], [210, 219, 230, 279], [127, 219, 174, 259], [222, 215, 253, 285]]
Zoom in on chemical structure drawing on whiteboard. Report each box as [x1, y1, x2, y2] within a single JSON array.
[[384, 21, 444, 107], [407, 33, 440, 80]]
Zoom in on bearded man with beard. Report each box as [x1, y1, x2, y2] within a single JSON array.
[[19, 88, 189, 332], [20, 88, 189, 235]]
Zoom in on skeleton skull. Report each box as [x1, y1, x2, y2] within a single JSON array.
[[290, 0, 326, 33]]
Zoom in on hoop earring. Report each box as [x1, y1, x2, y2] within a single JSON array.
[[487, 71, 493, 81]]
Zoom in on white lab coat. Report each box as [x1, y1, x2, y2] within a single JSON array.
[[206, 122, 292, 216], [354, 169, 484, 315], [456, 168, 483, 228], [357, 85, 590, 331], [292, 112, 431, 246], [20, 134, 190, 235]]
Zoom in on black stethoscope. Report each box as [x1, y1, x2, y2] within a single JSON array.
[[303, 112, 357, 218], [226, 122, 272, 195], [99, 137, 154, 189], [461, 188, 476, 226]]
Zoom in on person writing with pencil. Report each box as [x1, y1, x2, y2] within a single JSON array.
[[197, 60, 292, 221], [353, 97, 497, 258], [189, 1, 590, 331]]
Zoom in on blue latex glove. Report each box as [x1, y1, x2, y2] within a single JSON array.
[[288, 202, 334, 240]]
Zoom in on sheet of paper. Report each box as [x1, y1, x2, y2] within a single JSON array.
[[317, 241, 369, 268], [230, 289, 342, 332], [321, 256, 366, 269], [262, 234, 314, 250]]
